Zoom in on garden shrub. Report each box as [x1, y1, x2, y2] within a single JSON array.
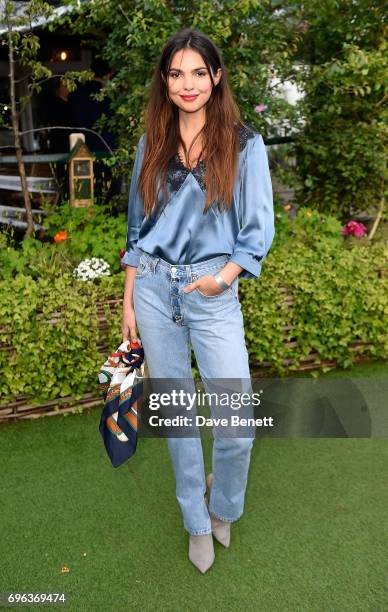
[[0, 201, 128, 280], [1, 211, 386, 404], [241, 219, 388, 375]]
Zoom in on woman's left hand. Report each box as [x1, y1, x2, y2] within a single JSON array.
[[183, 275, 227, 297]]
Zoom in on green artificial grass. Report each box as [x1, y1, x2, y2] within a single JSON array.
[[1, 393, 388, 612]]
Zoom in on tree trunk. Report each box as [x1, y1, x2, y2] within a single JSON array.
[[8, 24, 34, 239]]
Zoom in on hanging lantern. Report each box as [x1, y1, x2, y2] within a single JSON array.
[[68, 134, 95, 208]]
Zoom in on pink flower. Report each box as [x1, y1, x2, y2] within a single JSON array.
[[341, 221, 367, 237], [254, 104, 267, 113]]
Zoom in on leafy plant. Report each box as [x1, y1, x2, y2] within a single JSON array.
[[60, 0, 307, 193], [293, 4, 387, 218], [0, 201, 128, 280], [1, 222, 386, 405], [53, 1, 388, 220]]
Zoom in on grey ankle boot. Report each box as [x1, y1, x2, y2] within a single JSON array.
[[188, 533, 215, 574], [210, 514, 231, 548]]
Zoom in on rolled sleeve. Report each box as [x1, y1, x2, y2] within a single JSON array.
[[229, 134, 275, 279], [120, 134, 146, 269]]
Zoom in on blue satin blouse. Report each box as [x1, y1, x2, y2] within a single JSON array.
[[121, 124, 275, 279]]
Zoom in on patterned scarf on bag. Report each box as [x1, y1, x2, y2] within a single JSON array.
[[97, 340, 145, 467]]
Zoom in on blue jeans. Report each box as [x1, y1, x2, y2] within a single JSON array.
[[133, 249, 256, 535]]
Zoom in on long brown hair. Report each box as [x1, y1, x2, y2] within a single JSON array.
[[138, 28, 245, 218]]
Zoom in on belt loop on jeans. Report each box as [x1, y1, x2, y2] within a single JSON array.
[[151, 256, 160, 274]]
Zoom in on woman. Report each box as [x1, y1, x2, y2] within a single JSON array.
[[121, 28, 275, 574]]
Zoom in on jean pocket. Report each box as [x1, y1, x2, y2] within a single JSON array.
[[192, 273, 238, 300]]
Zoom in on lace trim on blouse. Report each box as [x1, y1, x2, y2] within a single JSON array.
[[167, 123, 256, 195]]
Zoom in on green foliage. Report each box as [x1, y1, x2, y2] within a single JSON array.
[[293, 4, 387, 217], [63, 0, 305, 164], [0, 233, 74, 280], [42, 201, 128, 270], [240, 215, 388, 376], [0, 270, 126, 404], [1, 211, 387, 404], [62, 0, 386, 217], [272, 208, 343, 250], [0, 202, 128, 279]]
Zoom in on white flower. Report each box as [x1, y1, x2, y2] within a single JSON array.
[[73, 257, 111, 281]]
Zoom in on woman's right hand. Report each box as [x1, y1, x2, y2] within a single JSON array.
[[121, 305, 139, 345]]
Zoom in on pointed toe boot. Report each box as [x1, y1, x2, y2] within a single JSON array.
[[188, 533, 215, 574], [205, 472, 231, 548]]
